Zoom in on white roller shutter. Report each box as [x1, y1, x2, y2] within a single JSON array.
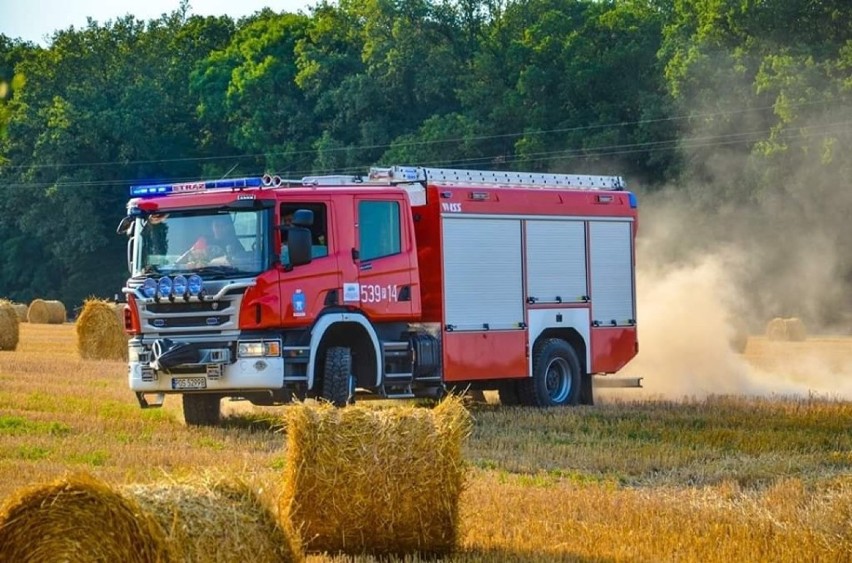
[[442, 217, 524, 330], [526, 220, 587, 303], [589, 221, 635, 326]]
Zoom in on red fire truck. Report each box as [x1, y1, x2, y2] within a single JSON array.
[[118, 166, 640, 425]]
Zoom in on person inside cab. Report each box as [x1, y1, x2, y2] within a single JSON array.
[[179, 214, 247, 267]]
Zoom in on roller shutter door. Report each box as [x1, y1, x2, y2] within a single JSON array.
[[442, 217, 524, 330]]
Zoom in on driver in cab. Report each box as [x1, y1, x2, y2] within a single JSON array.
[[178, 215, 246, 267]]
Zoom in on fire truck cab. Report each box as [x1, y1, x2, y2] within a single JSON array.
[[119, 166, 639, 425]]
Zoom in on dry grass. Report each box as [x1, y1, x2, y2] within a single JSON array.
[[0, 324, 850, 562]]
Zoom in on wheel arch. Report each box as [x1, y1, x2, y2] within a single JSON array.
[[533, 328, 587, 374], [307, 312, 380, 390]]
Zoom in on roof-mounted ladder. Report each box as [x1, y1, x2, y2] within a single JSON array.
[[368, 166, 626, 190]]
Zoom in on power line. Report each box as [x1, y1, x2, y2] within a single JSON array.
[[2, 118, 850, 189], [0, 99, 841, 172]]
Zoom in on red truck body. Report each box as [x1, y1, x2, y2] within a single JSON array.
[[120, 166, 639, 424]]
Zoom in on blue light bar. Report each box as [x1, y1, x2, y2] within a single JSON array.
[[129, 177, 263, 197]]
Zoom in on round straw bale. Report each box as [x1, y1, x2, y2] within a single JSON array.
[[125, 477, 302, 563], [45, 299, 67, 323], [12, 303, 28, 322], [281, 396, 471, 556], [784, 317, 807, 341], [0, 301, 20, 351], [27, 298, 51, 324], [114, 302, 128, 328], [0, 474, 174, 562], [765, 317, 787, 341], [76, 298, 128, 361]]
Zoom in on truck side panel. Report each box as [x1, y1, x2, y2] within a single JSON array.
[[413, 187, 444, 322], [591, 326, 638, 373], [442, 330, 528, 381]]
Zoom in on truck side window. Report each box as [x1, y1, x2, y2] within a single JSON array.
[[280, 202, 329, 260], [359, 201, 401, 261]]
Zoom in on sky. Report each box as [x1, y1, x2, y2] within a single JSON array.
[[0, 0, 315, 46]]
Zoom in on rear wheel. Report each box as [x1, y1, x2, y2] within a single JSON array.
[[518, 339, 581, 407], [182, 394, 221, 426], [321, 346, 352, 407]]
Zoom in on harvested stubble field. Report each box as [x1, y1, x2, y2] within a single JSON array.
[[0, 323, 850, 562]]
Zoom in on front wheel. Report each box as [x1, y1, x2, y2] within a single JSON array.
[[321, 346, 352, 407], [182, 393, 221, 426], [518, 339, 581, 407]]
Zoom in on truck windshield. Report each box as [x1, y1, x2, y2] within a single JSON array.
[[133, 209, 269, 278]]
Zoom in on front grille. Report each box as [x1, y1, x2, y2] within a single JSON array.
[[147, 302, 224, 314], [147, 315, 231, 329]]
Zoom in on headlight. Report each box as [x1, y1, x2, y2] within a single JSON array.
[[157, 276, 173, 299], [238, 341, 281, 358], [172, 275, 187, 297], [187, 274, 203, 296], [141, 278, 158, 299]]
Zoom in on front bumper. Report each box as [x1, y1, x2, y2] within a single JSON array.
[[128, 339, 286, 393], [129, 358, 285, 393]]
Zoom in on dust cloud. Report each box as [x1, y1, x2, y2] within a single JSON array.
[[614, 193, 852, 402], [602, 86, 852, 402]]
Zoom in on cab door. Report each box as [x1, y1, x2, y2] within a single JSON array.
[[351, 196, 417, 321]]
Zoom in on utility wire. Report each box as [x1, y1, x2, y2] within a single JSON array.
[[0, 99, 843, 172], [2, 117, 850, 189]]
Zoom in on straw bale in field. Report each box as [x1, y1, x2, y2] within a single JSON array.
[[76, 298, 128, 361], [27, 298, 66, 324], [0, 300, 20, 351], [784, 317, 807, 341], [46, 299, 67, 323], [0, 474, 174, 562], [126, 476, 302, 563], [12, 302, 27, 322], [114, 302, 128, 327], [280, 396, 472, 556], [765, 317, 787, 341]]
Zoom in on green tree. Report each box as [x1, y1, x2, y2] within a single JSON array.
[[0, 7, 233, 308], [295, 0, 472, 172], [193, 10, 313, 176]]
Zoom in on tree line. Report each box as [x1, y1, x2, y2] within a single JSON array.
[[0, 0, 849, 314]]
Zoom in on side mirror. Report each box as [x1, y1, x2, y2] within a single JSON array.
[[284, 227, 312, 267], [116, 216, 134, 235]]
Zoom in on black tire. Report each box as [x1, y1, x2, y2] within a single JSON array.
[[497, 380, 521, 406], [518, 339, 581, 407], [321, 346, 352, 407], [182, 394, 221, 426]]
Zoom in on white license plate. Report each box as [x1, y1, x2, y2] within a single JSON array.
[[171, 377, 207, 390]]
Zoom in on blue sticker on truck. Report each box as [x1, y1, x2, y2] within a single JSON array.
[[292, 289, 306, 317]]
